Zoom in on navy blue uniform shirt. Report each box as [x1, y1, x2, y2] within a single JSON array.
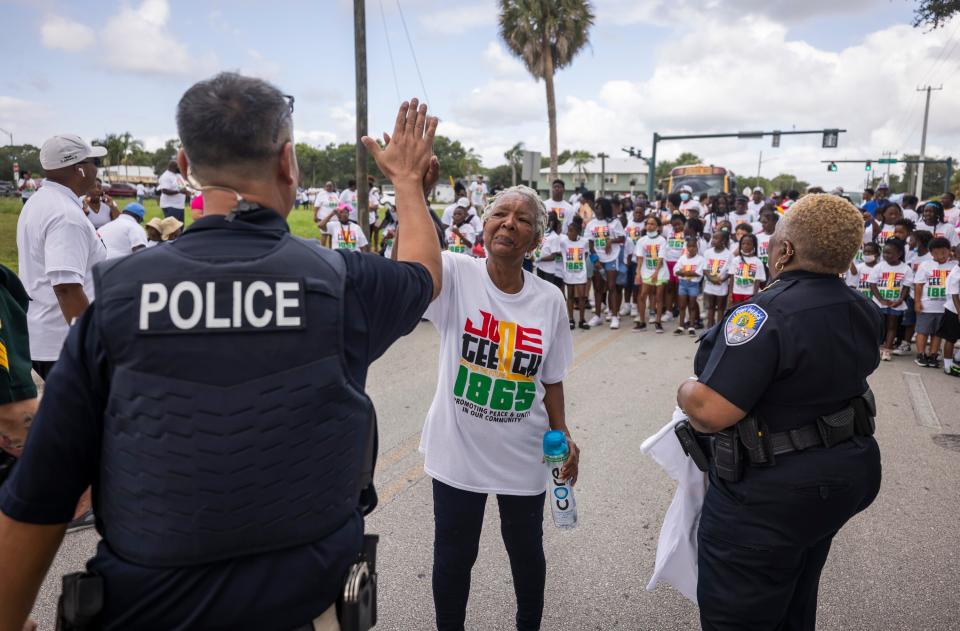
[[0, 208, 433, 630], [694, 270, 884, 432]]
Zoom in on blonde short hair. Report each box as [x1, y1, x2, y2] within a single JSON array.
[[481, 185, 548, 243], [777, 194, 863, 274]]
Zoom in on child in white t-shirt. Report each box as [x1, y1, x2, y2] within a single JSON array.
[[557, 217, 590, 329], [702, 231, 732, 329], [869, 238, 914, 361], [912, 237, 957, 367], [445, 207, 477, 256], [633, 216, 668, 333], [938, 263, 960, 376], [727, 233, 766, 303], [674, 237, 704, 337], [848, 242, 880, 298]]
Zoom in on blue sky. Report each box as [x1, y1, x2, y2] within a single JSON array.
[[2, 0, 958, 189]]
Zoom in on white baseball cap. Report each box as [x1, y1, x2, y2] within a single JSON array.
[[39, 134, 108, 170], [753, 187, 765, 194], [680, 185, 693, 193], [456, 197, 470, 208]]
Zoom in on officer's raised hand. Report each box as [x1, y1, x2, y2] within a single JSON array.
[[362, 99, 442, 298]]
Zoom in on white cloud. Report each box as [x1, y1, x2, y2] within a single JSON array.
[[0, 96, 53, 146], [419, 3, 496, 35], [451, 78, 544, 128], [595, 0, 878, 26], [298, 130, 338, 147], [40, 15, 95, 52], [241, 48, 282, 81], [482, 41, 527, 78], [101, 0, 217, 77]]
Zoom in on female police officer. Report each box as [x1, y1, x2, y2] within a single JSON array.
[[677, 193, 883, 631]]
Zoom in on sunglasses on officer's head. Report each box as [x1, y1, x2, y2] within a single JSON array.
[[272, 94, 295, 143]]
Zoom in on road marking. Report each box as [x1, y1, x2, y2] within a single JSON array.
[[373, 328, 626, 505], [903, 372, 942, 429]]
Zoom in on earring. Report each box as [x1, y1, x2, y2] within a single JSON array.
[[775, 258, 786, 272]]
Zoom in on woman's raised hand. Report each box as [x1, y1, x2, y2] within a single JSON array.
[[362, 98, 438, 187]]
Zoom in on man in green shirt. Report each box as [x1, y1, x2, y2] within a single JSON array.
[[0, 264, 39, 484]]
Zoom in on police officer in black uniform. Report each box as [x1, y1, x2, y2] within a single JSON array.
[[676, 193, 883, 631], [0, 73, 443, 630]]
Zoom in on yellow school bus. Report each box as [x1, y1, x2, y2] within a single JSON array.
[[666, 165, 737, 196]]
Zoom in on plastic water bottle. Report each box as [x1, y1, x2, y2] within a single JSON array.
[[543, 430, 577, 529]]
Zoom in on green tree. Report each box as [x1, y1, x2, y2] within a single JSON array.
[[504, 142, 525, 186], [654, 152, 704, 182], [486, 165, 514, 191], [149, 139, 181, 176], [570, 150, 593, 186], [93, 132, 145, 168], [913, 0, 960, 28], [768, 173, 809, 195], [0, 145, 42, 182], [499, 0, 594, 181], [433, 135, 482, 181], [900, 153, 955, 199]]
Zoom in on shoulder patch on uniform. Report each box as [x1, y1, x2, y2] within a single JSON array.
[[724, 304, 768, 346]]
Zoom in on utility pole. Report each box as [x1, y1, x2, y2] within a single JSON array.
[[0, 127, 12, 146], [354, 0, 370, 237], [881, 149, 894, 185], [598, 152, 609, 196], [756, 150, 763, 180], [915, 85, 942, 200]]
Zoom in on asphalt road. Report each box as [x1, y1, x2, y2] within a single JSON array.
[[29, 320, 960, 630]]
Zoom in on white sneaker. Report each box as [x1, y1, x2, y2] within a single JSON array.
[[630, 304, 639, 317], [605, 312, 612, 322], [587, 314, 603, 327], [619, 303, 631, 316], [662, 312, 674, 322], [610, 316, 620, 330], [892, 342, 911, 356]]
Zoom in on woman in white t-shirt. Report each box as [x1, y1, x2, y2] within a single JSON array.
[[420, 185, 577, 630], [324, 204, 369, 252], [83, 180, 119, 229]]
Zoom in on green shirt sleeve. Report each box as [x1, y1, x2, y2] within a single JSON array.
[[0, 264, 38, 404]]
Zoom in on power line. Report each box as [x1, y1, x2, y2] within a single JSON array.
[[378, 0, 402, 103], [395, 0, 431, 104]]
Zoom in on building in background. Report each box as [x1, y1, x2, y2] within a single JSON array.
[[100, 165, 158, 185], [538, 158, 648, 195]]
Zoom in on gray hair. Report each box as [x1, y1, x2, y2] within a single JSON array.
[[177, 72, 292, 174], [481, 185, 548, 243]]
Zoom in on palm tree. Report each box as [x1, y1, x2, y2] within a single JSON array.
[[498, 0, 594, 182], [504, 142, 525, 186], [571, 150, 593, 187]]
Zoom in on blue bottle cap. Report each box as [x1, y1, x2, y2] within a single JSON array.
[[543, 430, 568, 457]]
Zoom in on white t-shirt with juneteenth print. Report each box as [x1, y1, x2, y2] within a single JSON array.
[[702, 248, 732, 296], [314, 191, 340, 221], [326, 220, 368, 251], [421, 251, 573, 495], [868, 261, 914, 311], [536, 231, 564, 276], [727, 254, 766, 296], [544, 199, 576, 232], [445, 223, 477, 256], [915, 259, 958, 313], [674, 253, 705, 282], [558, 235, 589, 285], [585, 218, 625, 264], [636, 234, 669, 283]]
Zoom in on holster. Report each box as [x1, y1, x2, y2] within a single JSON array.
[[852, 388, 877, 437], [712, 427, 742, 482], [816, 406, 856, 447], [674, 421, 709, 472], [338, 534, 379, 631], [737, 415, 775, 467], [55, 572, 103, 631]]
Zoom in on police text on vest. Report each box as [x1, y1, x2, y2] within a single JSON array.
[[139, 279, 306, 333]]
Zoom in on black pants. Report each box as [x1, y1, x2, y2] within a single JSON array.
[[161, 206, 185, 222], [697, 436, 882, 631], [536, 269, 564, 292], [432, 479, 546, 631], [31, 360, 56, 381]]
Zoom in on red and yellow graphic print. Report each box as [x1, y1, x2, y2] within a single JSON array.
[[454, 310, 542, 422], [877, 271, 904, 300], [733, 261, 758, 288], [925, 268, 949, 300]]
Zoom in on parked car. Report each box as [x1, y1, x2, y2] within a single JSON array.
[[0, 181, 17, 197], [104, 182, 138, 198]]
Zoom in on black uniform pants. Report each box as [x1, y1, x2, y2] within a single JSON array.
[[697, 436, 881, 631], [432, 478, 546, 631]]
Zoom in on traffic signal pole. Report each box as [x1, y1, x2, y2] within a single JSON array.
[[821, 157, 953, 195], [644, 128, 846, 198]]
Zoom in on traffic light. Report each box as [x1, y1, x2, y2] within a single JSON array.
[[827, 162, 838, 172], [865, 161, 872, 172], [771, 132, 781, 148]]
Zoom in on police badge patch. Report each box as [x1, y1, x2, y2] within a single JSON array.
[[724, 304, 768, 346]]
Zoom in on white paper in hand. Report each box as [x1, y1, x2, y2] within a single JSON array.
[[640, 405, 708, 603]]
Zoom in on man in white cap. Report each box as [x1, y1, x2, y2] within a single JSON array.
[[748, 187, 766, 215], [16, 134, 107, 380]]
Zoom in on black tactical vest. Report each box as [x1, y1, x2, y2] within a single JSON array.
[[92, 230, 375, 567]]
